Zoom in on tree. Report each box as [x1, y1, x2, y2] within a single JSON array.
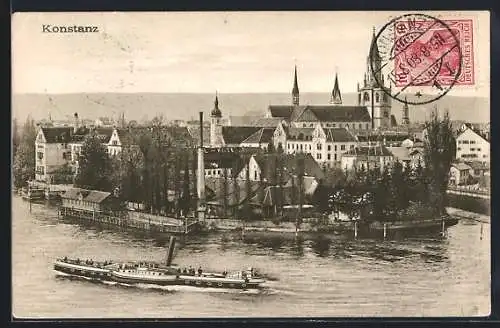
[[390, 160, 408, 212], [13, 116, 37, 188], [423, 110, 456, 214], [75, 133, 112, 191]]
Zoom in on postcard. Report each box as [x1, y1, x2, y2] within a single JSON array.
[[12, 11, 490, 318]]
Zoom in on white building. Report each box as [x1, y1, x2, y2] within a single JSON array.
[[34, 127, 72, 182], [456, 126, 490, 163]]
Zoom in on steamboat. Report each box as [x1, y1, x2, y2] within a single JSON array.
[[54, 236, 265, 290]]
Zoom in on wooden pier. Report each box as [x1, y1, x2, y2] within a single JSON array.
[[59, 207, 200, 235]]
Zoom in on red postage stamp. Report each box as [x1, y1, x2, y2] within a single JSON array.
[[393, 19, 474, 87]]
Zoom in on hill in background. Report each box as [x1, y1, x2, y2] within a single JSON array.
[[12, 92, 489, 125]]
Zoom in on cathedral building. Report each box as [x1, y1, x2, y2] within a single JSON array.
[[357, 29, 392, 130]]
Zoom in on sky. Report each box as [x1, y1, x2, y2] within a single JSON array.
[[12, 11, 490, 96]]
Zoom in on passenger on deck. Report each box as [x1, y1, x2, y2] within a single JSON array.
[[182, 268, 187, 274], [63, 257, 67, 262], [198, 266, 203, 276], [223, 270, 227, 277]]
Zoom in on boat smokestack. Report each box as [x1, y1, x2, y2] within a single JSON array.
[[197, 112, 205, 203], [165, 236, 176, 267]]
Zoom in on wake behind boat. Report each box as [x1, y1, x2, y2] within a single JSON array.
[[53, 236, 266, 290]]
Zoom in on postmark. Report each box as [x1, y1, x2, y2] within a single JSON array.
[[371, 13, 474, 105]]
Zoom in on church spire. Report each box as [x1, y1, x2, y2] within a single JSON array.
[[402, 96, 410, 125], [292, 65, 300, 106], [330, 72, 342, 104], [366, 27, 383, 87], [211, 91, 222, 118]]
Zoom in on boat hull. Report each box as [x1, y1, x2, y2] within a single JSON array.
[[53, 260, 113, 281], [54, 260, 264, 289]]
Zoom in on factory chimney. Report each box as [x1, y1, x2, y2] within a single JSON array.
[[196, 112, 206, 219]]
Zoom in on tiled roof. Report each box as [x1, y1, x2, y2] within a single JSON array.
[[309, 106, 371, 122], [253, 153, 324, 181], [94, 128, 114, 143], [222, 126, 261, 145], [241, 128, 275, 144], [61, 188, 111, 203], [324, 128, 357, 142], [268, 105, 295, 118], [204, 177, 262, 206], [204, 149, 247, 171], [41, 127, 72, 143], [344, 145, 393, 157], [268, 105, 371, 122], [248, 117, 283, 128], [451, 163, 472, 171]]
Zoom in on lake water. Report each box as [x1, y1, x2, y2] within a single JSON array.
[[12, 196, 490, 318]]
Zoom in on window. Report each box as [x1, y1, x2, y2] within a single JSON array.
[[327, 154, 331, 160], [341, 145, 346, 151], [364, 92, 370, 102], [477, 148, 481, 152], [300, 144, 303, 151], [327, 145, 331, 151], [350, 145, 355, 149], [359, 124, 362, 129], [317, 143, 322, 150], [287, 144, 290, 149], [332, 124, 336, 128], [303, 123, 307, 128], [335, 145, 337, 151], [254, 170, 257, 180], [375, 93, 380, 102], [334, 154, 337, 161], [457, 147, 461, 151], [462, 140, 470, 144], [309, 145, 311, 150], [112, 140, 118, 145], [37, 152, 44, 160], [470, 140, 476, 144], [316, 153, 322, 160]]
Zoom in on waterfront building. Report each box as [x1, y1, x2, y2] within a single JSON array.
[[456, 126, 490, 163], [34, 126, 72, 182], [61, 188, 115, 213]]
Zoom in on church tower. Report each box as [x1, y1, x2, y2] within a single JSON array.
[[210, 92, 223, 147], [292, 65, 300, 106], [401, 96, 410, 125], [330, 72, 342, 104], [357, 28, 392, 130]]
